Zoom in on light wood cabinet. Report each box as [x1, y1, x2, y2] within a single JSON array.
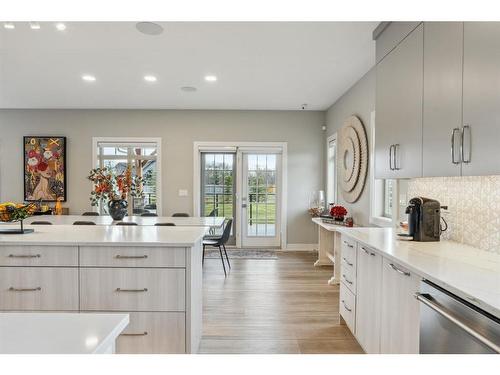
[[339, 283, 356, 333], [80, 268, 185, 312], [0, 267, 78, 311], [0, 245, 78, 267], [380, 258, 420, 354], [423, 22, 464, 177], [115, 312, 186, 354], [355, 244, 382, 354], [462, 22, 500, 176], [79, 246, 186, 268], [375, 23, 424, 179]]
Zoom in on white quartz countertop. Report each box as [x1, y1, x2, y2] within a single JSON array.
[[336, 227, 500, 318], [23, 215, 225, 228], [0, 224, 207, 246], [0, 312, 129, 354]]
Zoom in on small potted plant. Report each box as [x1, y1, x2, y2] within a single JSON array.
[[330, 205, 348, 222], [88, 166, 144, 220]]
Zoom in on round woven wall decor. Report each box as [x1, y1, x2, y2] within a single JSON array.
[[339, 115, 368, 203]]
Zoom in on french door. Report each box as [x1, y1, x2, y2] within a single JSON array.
[[240, 152, 281, 247]]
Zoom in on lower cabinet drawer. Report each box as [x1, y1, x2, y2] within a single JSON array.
[[0, 267, 78, 311], [341, 263, 356, 294], [0, 245, 78, 267], [340, 284, 356, 334], [80, 268, 186, 312], [115, 312, 186, 354]]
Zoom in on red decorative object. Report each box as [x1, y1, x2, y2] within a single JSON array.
[[330, 205, 348, 220]]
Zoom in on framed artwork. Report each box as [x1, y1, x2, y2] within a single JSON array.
[[24, 136, 67, 202]]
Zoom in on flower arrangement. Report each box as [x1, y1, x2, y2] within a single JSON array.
[[330, 205, 348, 220], [88, 166, 144, 206], [0, 202, 38, 222]]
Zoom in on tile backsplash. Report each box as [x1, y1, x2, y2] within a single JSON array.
[[407, 176, 500, 254]]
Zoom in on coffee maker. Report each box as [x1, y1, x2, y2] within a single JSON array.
[[405, 197, 442, 242]]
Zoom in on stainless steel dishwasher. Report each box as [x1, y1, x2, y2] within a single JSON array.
[[416, 279, 500, 354]]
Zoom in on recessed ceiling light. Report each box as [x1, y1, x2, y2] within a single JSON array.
[[55, 23, 66, 31], [181, 86, 197, 92], [81, 74, 96, 82], [144, 75, 157, 82], [3, 23, 15, 30], [205, 75, 217, 82], [136, 22, 164, 36], [29, 22, 41, 30]]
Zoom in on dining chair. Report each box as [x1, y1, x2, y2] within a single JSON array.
[[172, 213, 189, 217], [82, 212, 99, 216], [141, 213, 158, 217], [116, 222, 138, 226], [30, 221, 53, 225], [155, 223, 176, 226], [202, 219, 232, 276], [73, 221, 96, 225]]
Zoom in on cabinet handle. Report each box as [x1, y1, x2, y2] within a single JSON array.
[[343, 240, 354, 248], [342, 274, 353, 285], [9, 287, 41, 292], [451, 128, 461, 164], [342, 257, 353, 267], [120, 331, 148, 337], [389, 145, 394, 170], [389, 263, 410, 277], [393, 144, 401, 170], [8, 254, 41, 258], [115, 255, 148, 259], [115, 288, 148, 292], [461, 125, 471, 163], [341, 299, 352, 312], [361, 247, 376, 256]]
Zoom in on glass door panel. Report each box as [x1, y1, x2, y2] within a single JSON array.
[[201, 153, 236, 243], [241, 153, 280, 247]]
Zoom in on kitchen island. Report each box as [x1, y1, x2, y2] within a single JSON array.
[[0, 224, 206, 354], [0, 312, 129, 354]]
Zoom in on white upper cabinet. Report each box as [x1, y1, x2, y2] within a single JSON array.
[[462, 22, 500, 176], [375, 23, 424, 179], [423, 22, 464, 177]]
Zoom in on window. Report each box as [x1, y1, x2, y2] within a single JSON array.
[[383, 179, 394, 218], [326, 134, 337, 205], [93, 138, 161, 215]]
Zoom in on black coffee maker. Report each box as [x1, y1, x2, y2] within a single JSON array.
[[405, 197, 442, 242]]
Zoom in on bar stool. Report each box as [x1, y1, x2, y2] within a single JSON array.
[[155, 223, 176, 226], [31, 221, 52, 225], [172, 213, 189, 217], [73, 221, 96, 225], [82, 212, 99, 216], [116, 222, 138, 226], [202, 219, 232, 276], [141, 213, 158, 217]]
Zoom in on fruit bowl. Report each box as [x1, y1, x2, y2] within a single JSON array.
[[0, 202, 38, 234]]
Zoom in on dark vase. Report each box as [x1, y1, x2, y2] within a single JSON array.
[[108, 199, 128, 220]]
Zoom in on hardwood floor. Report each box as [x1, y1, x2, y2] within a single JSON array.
[[199, 251, 363, 354]]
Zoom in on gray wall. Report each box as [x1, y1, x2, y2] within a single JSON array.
[[325, 68, 375, 226], [0, 109, 325, 245]]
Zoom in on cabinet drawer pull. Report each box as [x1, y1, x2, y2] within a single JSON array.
[[393, 144, 401, 170], [342, 257, 353, 267], [115, 255, 148, 259], [343, 240, 354, 248], [389, 263, 410, 277], [342, 274, 353, 285], [9, 287, 41, 292], [120, 331, 148, 337], [341, 300, 352, 312], [451, 127, 461, 164], [361, 247, 376, 256], [461, 125, 471, 163], [8, 254, 41, 258], [115, 288, 148, 292]]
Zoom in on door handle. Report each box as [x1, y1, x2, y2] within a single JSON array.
[[393, 144, 401, 170], [115, 288, 148, 292], [461, 125, 471, 163], [451, 128, 461, 164], [389, 145, 394, 171], [9, 287, 42, 292], [389, 263, 410, 277]]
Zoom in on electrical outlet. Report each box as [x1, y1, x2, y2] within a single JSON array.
[[178, 189, 188, 197]]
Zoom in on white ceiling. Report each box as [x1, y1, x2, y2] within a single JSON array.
[[0, 22, 376, 110]]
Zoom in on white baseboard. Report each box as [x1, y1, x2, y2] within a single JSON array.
[[283, 243, 318, 251]]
